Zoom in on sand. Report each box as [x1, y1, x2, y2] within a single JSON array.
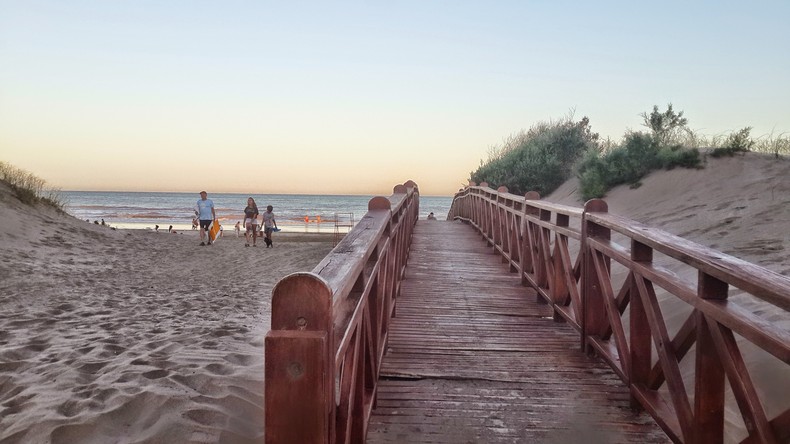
[[0, 181, 334, 443]]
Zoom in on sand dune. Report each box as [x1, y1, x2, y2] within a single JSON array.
[[549, 151, 790, 276], [548, 152, 790, 441], [0, 181, 334, 443]]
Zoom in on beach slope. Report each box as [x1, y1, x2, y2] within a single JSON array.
[[0, 180, 333, 443]]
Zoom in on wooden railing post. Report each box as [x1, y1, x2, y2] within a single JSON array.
[[551, 212, 570, 321], [694, 272, 728, 444], [496, 186, 508, 262], [629, 240, 653, 409], [581, 199, 609, 354], [265, 273, 334, 444], [520, 192, 540, 287]]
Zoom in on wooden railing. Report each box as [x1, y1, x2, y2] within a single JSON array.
[[449, 183, 790, 444], [265, 181, 419, 444]]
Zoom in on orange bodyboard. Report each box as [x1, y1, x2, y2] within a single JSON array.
[[209, 220, 221, 242]]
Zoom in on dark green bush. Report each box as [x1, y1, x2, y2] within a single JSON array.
[[470, 116, 599, 195], [578, 129, 701, 200]]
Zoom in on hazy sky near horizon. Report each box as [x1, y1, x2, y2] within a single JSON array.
[[2, 1, 789, 195]]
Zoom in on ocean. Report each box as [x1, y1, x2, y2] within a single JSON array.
[[62, 191, 453, 233]]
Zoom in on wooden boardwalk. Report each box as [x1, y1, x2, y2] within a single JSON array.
[[366, 220, 669, 443]]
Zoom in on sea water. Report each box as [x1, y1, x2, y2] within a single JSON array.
[[62, 191, 453, 233]]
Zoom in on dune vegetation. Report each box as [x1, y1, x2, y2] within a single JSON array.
[[0, 161, 64, 209], [470, 105, 790, 200]]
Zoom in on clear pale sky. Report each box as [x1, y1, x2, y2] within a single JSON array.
[[1, 1, 788, 195]]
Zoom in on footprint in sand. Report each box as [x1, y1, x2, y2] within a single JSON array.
[[77, 361, 109, 374], [100, 343, 126, 355], [205, 363, 234, 375], [142, 369, 169, 379], [56, 399, 83, 417], [76, 345, 95, 355], [222, 353, 256, 366], [201, 340, 219, 349], [183, 408, 228, 427]]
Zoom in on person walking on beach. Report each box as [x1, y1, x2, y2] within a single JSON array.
[[243, 197, 259, 247], [261, 205, 277, 248], [234, 221, 241, 237], [195, 191, 216, 246]]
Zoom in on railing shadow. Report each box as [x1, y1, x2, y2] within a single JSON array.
[[449, 182, 790, 444]]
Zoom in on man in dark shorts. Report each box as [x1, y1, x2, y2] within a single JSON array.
[[195, 191, 216, 246]]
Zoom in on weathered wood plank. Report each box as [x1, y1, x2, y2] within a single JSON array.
[[367, 220, 669, 443]]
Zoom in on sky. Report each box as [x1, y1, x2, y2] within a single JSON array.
[[1, 1, 789, 196]]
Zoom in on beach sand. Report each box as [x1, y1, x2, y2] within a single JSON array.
[[0, 181, 334, 443]]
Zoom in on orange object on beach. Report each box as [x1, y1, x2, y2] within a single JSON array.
[[209, 220, 221, 242], [304, 216, 309, 223]]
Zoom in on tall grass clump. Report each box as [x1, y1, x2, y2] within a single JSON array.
[[470, 115, 599, 195], [752, 132, 790, 158], [577, 104, 702, 201], [0, 161, 65, 209], [709, 127, 755, 158]]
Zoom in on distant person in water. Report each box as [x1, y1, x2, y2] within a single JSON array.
[[261, 205, 277, 248], [427, 212, 436, 220], [195, 191, 216, 246], [244, 197, 259, 247]]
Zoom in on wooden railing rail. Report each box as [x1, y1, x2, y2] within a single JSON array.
[[449, 183, 790, 444], [265, 181, 419, 444]]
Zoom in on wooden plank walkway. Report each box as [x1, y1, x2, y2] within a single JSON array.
[[366, 220, 669, 443]]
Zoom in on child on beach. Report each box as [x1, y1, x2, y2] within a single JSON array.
[[261, 205, 277, 248], [244, 198, 259, 247], [234, 221, 241, 237]]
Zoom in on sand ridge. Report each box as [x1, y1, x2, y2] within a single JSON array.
[[0, 182, 334, 443]]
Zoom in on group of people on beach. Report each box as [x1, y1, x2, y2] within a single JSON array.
[[195, 191, 278, 248]]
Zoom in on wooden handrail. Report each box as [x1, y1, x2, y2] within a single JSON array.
[[449, 184, 790, 444], [265, 182, 419, 444]]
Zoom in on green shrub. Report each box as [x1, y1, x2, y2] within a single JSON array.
[[470, 115, 599, 195], [710, 127, 755, 157], [641, 103, 689, 146], [658, 146, 702, 169], [577, 122, 701, 200]]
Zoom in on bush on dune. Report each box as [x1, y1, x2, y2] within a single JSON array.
[[577, 105, 701, 200], [470, 115, 599, 196], [709, 127, 755, 158], [0, 161, 65, 209], [469, 103, 787, 203]]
